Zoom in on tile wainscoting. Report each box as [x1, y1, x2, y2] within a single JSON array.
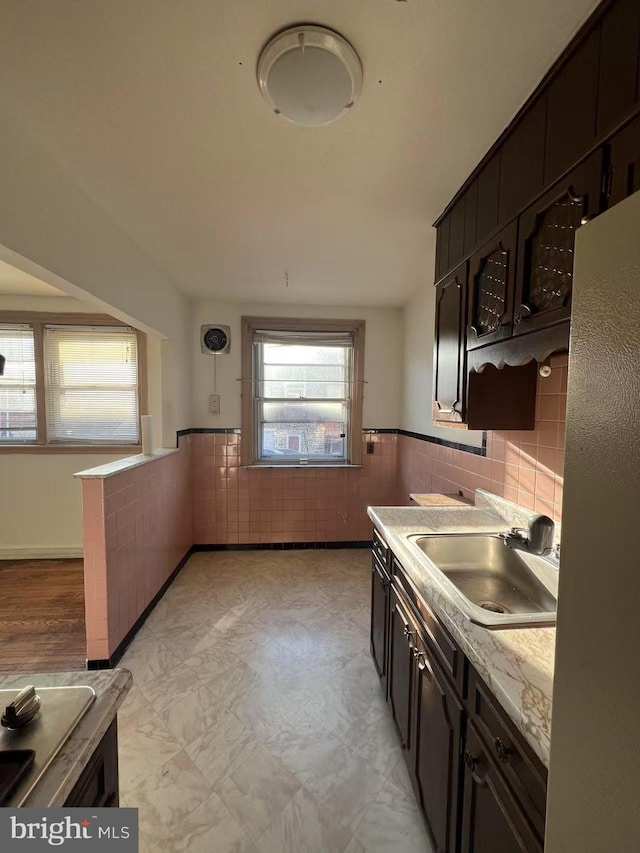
[[397, 353, 568, 520], [81, 438, 193, 661], [191, 432, 398, 545]]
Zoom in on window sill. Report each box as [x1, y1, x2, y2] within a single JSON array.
[[243, 463, 363, 469], [0, 445, 142, 455]]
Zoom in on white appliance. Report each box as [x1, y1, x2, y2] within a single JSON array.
[[545, 191, 640, 852]]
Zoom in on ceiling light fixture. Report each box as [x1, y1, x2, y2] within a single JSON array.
[[257, 25, 363, 127]]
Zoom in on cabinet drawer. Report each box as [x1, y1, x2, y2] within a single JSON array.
[[468, 668, 547, 839], [392, 557, 465, 696], [372, 528, 389, 568]]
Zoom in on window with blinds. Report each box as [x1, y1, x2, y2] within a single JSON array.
[[0, 326, 37, 443], [44, 326, 140, 444], [253, 329, 354, 463]]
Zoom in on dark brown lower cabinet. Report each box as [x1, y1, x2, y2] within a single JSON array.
[[460, 725, 542, 853], [388, 584, 415, 752], [370, 553, 390, 687], [372, 542, 547, 853], [412, 634, 463, 853], [64, 719, 119, 808]]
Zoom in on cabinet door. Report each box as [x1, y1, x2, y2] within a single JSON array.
[[544, 28, 600, 185], [436, 216, 451, 282], [370, 552, 390, 686], [433, 263, 468, 424], [448, 198, 466, 268], [476, 154, 501, 246], [388, 584, 416, 751], [607, 115, 640, 207], [467, 221, 517, 350], [514, 152, 603, 336], [460, 725, 542, 853], [499, 98, 547, 224], [463, 180, 478, 257], [597, 0, 640, 138], [413, 639, 464, 853]]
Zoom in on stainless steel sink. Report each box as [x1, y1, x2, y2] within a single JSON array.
[[406, 533, 557, 628]]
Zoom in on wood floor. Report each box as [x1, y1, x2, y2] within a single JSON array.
[[0, 559, 86, 674]]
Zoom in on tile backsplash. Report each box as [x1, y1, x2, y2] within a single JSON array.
[[397, 353, 567, 520]]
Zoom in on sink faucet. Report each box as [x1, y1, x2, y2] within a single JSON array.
[[501, 514, 555, 556]]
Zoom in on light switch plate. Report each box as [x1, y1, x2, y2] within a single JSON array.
[[209, 394, 221, 414]]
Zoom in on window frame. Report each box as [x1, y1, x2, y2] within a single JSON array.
[[241, 317, 365, 467], [0, 311, 147, 453]]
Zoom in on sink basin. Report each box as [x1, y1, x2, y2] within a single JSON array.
[[407, 533, 557, 628]]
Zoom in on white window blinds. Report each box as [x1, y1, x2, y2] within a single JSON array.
[[44, 326, 140, 444], [0, 326, 37, 443]]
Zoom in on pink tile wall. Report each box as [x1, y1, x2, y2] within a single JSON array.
[[82, 437, 193, 660], [191, 432, 398, 545], [397, 353, 568, 521]]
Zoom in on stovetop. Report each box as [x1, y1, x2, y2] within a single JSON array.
[[0, 686, 96, 806]]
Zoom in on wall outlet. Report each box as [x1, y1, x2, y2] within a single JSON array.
[[366, 441, 375, 454], [209, 394, 221, 414]]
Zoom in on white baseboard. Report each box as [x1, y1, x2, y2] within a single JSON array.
[[0, 547, 84, 560]]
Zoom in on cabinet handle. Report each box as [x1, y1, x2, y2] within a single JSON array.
[[403, 624, 414, 642], [494, 737, 512, 763], [514, 303, 533, 325], [464, 750, 478, 770]]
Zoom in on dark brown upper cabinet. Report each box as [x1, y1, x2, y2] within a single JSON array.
[[607, 115, 640, 206], [448, 197, 466, 267], [435, 214, 450, 282], [463, 180, 478, 256], [544, 28, 600, 186], [597, 0, 640, 138], [514, 152, 603, 336], [433, 262, 468, 425], [499, 99, 547, 224], [467, 221, 518, 350], [475, 153, 501, 246]]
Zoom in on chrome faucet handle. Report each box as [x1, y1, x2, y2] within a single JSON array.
[[527, 514, 555, 555]]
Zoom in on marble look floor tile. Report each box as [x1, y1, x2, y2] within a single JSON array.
[[146, 791, 256, 853], [216, 743, 302, 840], [117, 549, 407, 852], [137, 665, 200, 713], [344, 838, 370, 853], [231, 678, 303, 743], [255, 786, 352, 853], [125, 751, 210, 845], [118, 713, 182, 792], [185, 708, 260, 789], [352, 779, 433, 853], [157, 682, 228, 748], [118, 636, 182, 687], [116, 686, 157, 734]]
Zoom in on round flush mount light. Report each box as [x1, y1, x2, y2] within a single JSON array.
[[257, 25, 363, 126]]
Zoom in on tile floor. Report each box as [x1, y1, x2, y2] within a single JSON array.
[[117, 549, 433, 852]]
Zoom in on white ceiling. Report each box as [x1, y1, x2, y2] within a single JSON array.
[[0, 0, 599, 307], [0, 260, 66, 297]]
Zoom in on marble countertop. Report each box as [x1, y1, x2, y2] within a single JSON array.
[[74, 448, 178, 479], [0, 669, 132, 806], [368, 495, 556, 768]]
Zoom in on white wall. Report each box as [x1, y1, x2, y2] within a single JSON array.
[[191, 299, 404, 429], [0, 117, 192, 436], [401, 264, 484, 448], [0, 452, 131, 557]]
